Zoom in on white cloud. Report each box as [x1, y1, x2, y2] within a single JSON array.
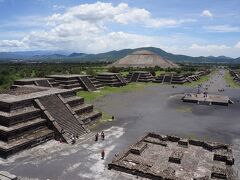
[[201, 10, 213, 18], [190, 43, 230, 51], [0, 1, 195, 52], [0, 40, 26, 49], [1, 2, 240, 57], [204, 25, 240, 32], [235, 42, 240, 49], [53, 5, 65, 10], [46, 2, 195, 28], [186, 43, 240, 57]]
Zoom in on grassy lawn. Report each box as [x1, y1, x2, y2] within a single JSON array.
[[77, 82, 156, 103], [120, 71, 129, 77], [224, 71, 240, 88]]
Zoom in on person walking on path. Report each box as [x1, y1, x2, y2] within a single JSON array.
[[101, 149, 105, 160], [95, 133, 99, 141], [101, 131, 105, 140]]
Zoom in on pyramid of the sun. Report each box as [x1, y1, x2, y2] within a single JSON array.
[[109, 50, 179, 68]]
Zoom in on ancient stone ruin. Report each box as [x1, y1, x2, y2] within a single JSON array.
[[229, 70, 240, 84], [154, 74, 189, 84], [153, 71, 210, 85], [182, 93, 234, 106], [0, 85, 101, 158], [126, 71, 154, 82], [14, 75, 103, 92], [108, 132, 237, 179], [0, 171, 17, 180], [96, 73, 127, 87]]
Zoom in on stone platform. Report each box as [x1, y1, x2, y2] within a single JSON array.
[[182, 93, 234, 106], [108, 132, 237, 180], [96, 73, 127, 87], [0, 85, 101, 158]]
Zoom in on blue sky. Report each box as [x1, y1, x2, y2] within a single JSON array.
[[0, 0, 240, 57]]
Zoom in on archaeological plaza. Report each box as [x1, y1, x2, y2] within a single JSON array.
[[0, 50, 239, 180]]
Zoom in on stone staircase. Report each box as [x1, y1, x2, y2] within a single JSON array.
[[35, 79, 52, 87], [87, 76, 104, 90], [96, 73, 127, 87], [130, 73, 140, 82], [0, 103, 54, 158], [38, 94, 88, 143], [162, 74, 166, 84], [61, 92, 102, 125], [116, 74, 127, 85], [78, 76, 97, 91]]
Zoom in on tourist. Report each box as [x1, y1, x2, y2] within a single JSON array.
[[101, 131, 105, 140], [95, 133, 99, 141], [101, 149, 105, 160], [72, 136, 76, 144]]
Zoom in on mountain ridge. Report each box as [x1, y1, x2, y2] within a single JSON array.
[[0, 47, 239, 64]]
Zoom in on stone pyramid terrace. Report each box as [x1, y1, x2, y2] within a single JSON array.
[[47, 74, 103, 91], [182, 93, 234, 106], [13, 78, 53, 88], [126, 71, 154, 82], [14, 75, 104, 92], [0, 85, 101, 158], [96, 72, 127, 87], [108, 132, 236, 179], [230, 70, 240, 84], [153, 73, 189, 84]]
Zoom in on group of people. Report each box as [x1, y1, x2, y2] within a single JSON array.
[[218, 88, 225, 92], [71, 134, 78, 144], [95, 131, 106, 160], [95, 131, 105, 141]]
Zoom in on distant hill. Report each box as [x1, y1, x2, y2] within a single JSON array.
[[68, 53, 86, 57], [0, 47, 239, 64]]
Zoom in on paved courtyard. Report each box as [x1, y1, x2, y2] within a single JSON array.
[[0, 70, 239, 179]]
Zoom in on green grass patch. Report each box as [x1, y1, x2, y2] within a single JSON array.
[[120, 71, 129, 76], [224, 71, 240, 88], [88, 111, 113, 130], [77, 82, 156, 103]]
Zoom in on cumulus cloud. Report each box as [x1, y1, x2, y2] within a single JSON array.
[[186, 43, 240, 57], [47, 2, 194, 28], [190, 43, 230, 51], [0, 1, 195, 52], [204, 25, 240, 33], [201, 10, 213, 17], [53, 5, 65, 10]]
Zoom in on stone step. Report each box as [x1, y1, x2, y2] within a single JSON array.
[[0, 127, 54, 158], [64, 96, 84, 107], [0, 117, 46, 133], [0, 106, 42, 127], [60, 83, 82, 89], [79, 111, 102, 124], [73, 104, 93, 114]]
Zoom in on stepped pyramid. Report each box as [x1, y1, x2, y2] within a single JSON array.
[[14, 75, 104, 92], [109, 50, 179, 68], [0, 85, 101, 158]]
